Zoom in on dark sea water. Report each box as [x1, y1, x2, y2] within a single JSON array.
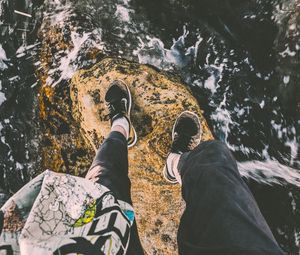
[[0, 0, 299, 253]]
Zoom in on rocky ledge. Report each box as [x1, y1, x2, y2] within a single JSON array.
[[38, 57, 213, 254]]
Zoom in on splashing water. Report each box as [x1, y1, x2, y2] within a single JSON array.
[[134, 27, 300, 188], [0, 0, 300, 252], [1, 0, 298, 187]]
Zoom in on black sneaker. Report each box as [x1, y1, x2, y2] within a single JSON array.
[[163, 111, 201, 183], [105, 80, 137, 148]]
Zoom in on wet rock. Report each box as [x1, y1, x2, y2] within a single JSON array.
[[37, 57, 213, 254], [36, 49, 213, 254], [2, 200, 25, 232], [69, 57, 213, 254], [37, 84, 94, 177], [274, 0, 300, 117]]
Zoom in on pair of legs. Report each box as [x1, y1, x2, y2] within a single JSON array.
[[86, 127, 285, 255], [86, 80, 285, 255], [85, 80, 197, 254], [85, 80, 143, 254], [85, 123, 185, 255]]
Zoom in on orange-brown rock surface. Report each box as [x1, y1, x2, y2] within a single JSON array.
[[68, 57, 213, 254], [35, 15, 213, 248]]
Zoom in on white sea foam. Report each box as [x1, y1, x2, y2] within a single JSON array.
[[239, 160, 300, 187], [50, 31, 90, 86], [0, 81, 6, 107], [121, 0, 131, 5], [211, 94, 233, 143], [134, 27, 203, 70], [16, 43, 40, 55], [134, 28, 300, 183], [0, 44, 8, 70], [203, 64, 224, 94], [40, 0, 104, 87], [283, 75, 290, 84], [115, 5, 131, 22], [279, 46, 297, 57], [204, 74, 217, 93], [14, 10, 32, 18], [9, 76, 19, 82], [285, 137, 298, 165], [43, 0, 73, 26], [48, 29, 103, 87]]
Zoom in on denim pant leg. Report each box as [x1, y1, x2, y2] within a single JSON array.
[[176, 140, 284, 255], [90, 131, 132, 204], [88, 131, 144, 255]]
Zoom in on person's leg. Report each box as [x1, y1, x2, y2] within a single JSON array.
[[87, 129, 143, 254], [87, 129, 131, 203], [164, 112, 284, 255], [176, 140, 285, 255], [85, 80, 143, 254]]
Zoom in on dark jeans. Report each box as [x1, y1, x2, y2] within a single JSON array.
[[89, 131, 144, 255], [90, 134, 285, 255], [177, 140, 285, 255]]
